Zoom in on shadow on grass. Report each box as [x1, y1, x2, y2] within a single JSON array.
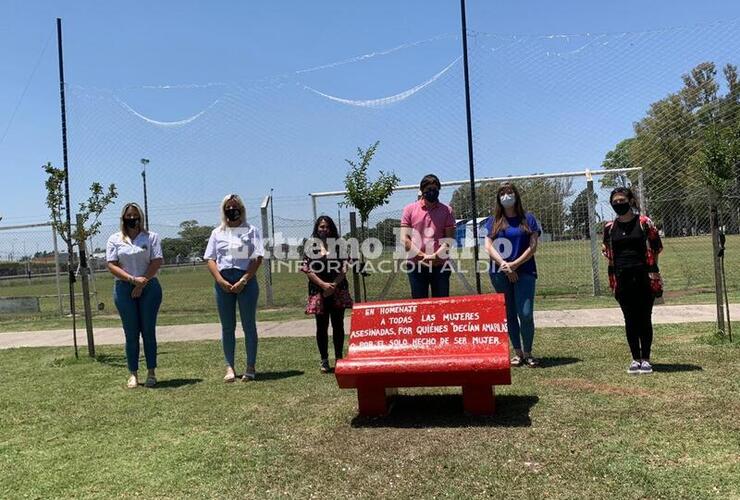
[[652, 363, 702, 373], [257, 370, 304, 381], [535, 357, 581, 368], [94, 353, 127, 368], [152, 378, 203, 389], [351, 394, 539, 428]]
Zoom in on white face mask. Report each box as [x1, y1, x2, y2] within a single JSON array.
[[500, 193, 516, 208]]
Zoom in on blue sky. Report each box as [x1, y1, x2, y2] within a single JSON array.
[[1, 0, 740, 241]]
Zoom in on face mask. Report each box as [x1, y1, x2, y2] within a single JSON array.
[[422, 188, 439, 203], [317, 229, 329, 239], [611, 202, 631, 216], [224, 208, 241, 222], [500, 193, 516, 209], [123, 218, 140, 229]]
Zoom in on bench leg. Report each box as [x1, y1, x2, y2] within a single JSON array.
[[356, 387, 391, 416], [462, 385, 495, 416]]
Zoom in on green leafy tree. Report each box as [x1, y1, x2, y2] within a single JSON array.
[[569, 187, 598, 239], [343, 141, 400, 299], [600, 138, 635, 188], [343, 141, 400, 238], [603, 61, 739, 236], [43, 162, 118, 252], [177, 220, 215, 259], [366, 218, 402, 248]]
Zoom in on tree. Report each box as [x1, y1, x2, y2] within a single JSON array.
[[177, 220, 214, 259], [44, 162, 117, 250], [600, 138, 635, 188], [43, 162, 117, 358], [451, 177, 573, 237], [570, 187, 598, 239], [449, 183, 498, 220], [343, 141, 400, 300], [603, 61, 739, 236], [366, 218, 402, 248]]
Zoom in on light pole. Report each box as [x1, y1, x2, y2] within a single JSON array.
[[140, 158, 150, 228]]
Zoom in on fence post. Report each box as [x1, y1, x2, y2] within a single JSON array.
[[638, 169, 648, 215], [75, 214, 95, 358], [709, 204, 726, 334], [349, 211, 362, 303], [311, 195, 318, 222], [586, 171, 601, 296], [260, 197, 274, 307], [52, 225, 63, 316]]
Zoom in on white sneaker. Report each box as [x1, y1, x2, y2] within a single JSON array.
[[627, 360, 641, 374], [639, 360, 653, 374], [127, 374, 139, 389]]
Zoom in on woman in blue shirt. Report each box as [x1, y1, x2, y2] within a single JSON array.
[[484, 182, 541, 367]]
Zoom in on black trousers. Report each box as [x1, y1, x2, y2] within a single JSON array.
[[615, 267, 655, 360], [315, 300, 346, 360]]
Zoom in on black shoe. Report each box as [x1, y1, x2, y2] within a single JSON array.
[[320, 359, 330, 373]]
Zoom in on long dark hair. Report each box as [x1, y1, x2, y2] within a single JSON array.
[[311, 215, 339, 239], [491, 182, 531, 236]]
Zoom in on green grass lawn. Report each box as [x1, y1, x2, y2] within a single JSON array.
[[1, 235, 738, 333], [1, 322, 738, 499]]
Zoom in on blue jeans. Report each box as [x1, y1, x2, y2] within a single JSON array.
[[215, 268, 259, 368], [491, 272, 536, 353], [113, 278, 163, 372], [407, 265, 451, 299]]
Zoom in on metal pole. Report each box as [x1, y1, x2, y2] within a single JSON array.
[[57, 17, 78, 359], [260, 196, 274, 307], [311, 195, 318, 221], [269, 188, 275, 242], [52, 226, 63, 316], [586, 171, 601, 296], [337, 203, 342, 235], [638, 169, 647, 215], [460, 0, 482, 294]]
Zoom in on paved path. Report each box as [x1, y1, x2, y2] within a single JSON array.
[[1, 303, 737, 349]]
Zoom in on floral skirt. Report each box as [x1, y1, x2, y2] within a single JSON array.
[[305, 288, 353, 315]]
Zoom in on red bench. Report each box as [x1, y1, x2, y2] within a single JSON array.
[[335, 294, 511, 416]]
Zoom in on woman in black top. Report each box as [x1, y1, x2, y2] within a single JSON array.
[[602, 187, 663, 375], [301, 216, 353, 373]]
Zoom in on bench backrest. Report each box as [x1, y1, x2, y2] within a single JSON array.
[[348, 294, 508, 359]]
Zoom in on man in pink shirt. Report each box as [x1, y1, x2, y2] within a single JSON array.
[[400, 174, 456, 298]]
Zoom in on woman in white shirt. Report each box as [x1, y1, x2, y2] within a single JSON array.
[[106, 203, 164, 389], [204, 194, 264, 382]]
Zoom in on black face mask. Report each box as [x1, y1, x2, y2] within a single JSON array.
[[422, 188, 440, 203], [224, 208, 241, 222], [317, 229, 329, 239], [611, 202, 631, 216], [123, 218, 140, 229]]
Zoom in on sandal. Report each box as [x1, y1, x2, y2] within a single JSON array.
[[510, 356, 523, 367], [126, 374, 138, 389], [224, 368, 236, 383]]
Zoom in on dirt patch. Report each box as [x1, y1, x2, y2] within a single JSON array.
[[544, 377, 652, 397]]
